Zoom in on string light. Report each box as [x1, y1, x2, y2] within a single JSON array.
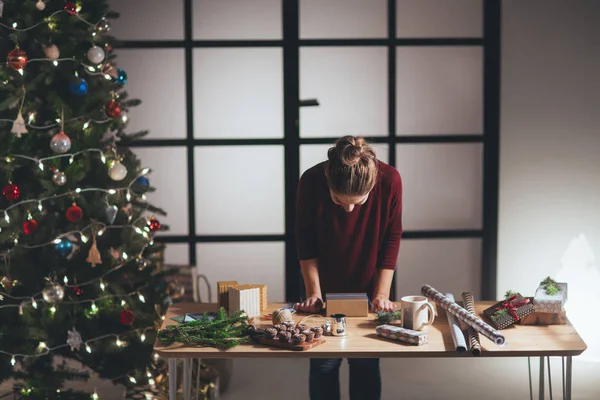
[[0, 9, 98, 32], [140, 333, 146, 342], [91, 391, 99, 400], [128, 376, 137, 384], [99, 281, 105, 291], [85, 344, 92, 353], [49, 306, 56, 314], [138, 292, 145, 303], [10, 356, 15, 366], [115, 337, 122, 347]]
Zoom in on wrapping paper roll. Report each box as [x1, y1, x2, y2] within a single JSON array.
[[421, 285, 506, 346], [445, 293, 467, 352], [461, 292, 482, 356]]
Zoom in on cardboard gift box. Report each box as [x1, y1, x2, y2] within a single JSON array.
[[375, 324, 428, 346], [325, 293, 369, 317], [483, 294, 535, 330], [533, 282, 568, 313]]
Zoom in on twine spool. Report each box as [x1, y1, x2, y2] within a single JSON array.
[[272, 308, 294, 325]]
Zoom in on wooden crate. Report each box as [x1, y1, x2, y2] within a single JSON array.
[[236, 284, 267, 311], [217, 281, 238, 310]]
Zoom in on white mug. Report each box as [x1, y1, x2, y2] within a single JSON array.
[[400, 295, 435, 331]]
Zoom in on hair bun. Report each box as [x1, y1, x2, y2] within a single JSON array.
[[337, 136, 367, 167]]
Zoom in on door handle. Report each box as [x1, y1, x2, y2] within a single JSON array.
[[299, 99, 319, 107]]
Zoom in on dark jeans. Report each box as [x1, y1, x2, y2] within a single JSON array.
[[309, 358, 381, 400]]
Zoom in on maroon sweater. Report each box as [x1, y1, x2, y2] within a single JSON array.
[[295, 160, 403, 297]]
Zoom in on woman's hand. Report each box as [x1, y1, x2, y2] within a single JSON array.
[[371, 295, 396, 312], [293, 295, 323, 313]]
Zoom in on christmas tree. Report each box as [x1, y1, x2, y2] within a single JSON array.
[[0, 1, 171, 398]]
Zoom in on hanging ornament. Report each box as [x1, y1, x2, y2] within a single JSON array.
[[52, 169, 67, 186], [94, 17, 111, 35], [11, 88, 28, 138], [73, 284, 83, 296], [69, 77, 88, 96], [108, 160, 127, 181], [43, 44, 59, 60], [147, 216, 161, 232], [101, 62, 119, 79], [66, 328, 82, 351], [87, 45, 105, 64], [50, 131, 72, 154], [54, 237, 73, 257], [36, 0, 46, 11], [64, 2, 77, 15], [105, 100, 122, 119], [23, 219, 38, 235], [42, 281, 65, 303], [113, 68, 127, 86], [105, 204, 118, 224], [2, 183, 20, 201], [66, 203, 83, 222], [7, 47, 28, 71], [120, 309, 135, 326], [109, 247, 122, 262], [131, 176, 150, 195], [86, 232, 102, 267], [1, 276, 13, 291]]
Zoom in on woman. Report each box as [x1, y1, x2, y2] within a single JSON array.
[[294, 135, 403, 400]]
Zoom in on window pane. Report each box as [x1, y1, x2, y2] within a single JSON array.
[[397, 0, 483, 38], [300, 0, 387, 39], [108, 0, 183, 40], [193, 0, 281, 40], [196, 242, 285, 302], [132, 147, 189, 235], [194, 146, 284, 234], [193, 49, 283, 139], [164, 243, 189, 265], [396, 144, 482, 230], [300, 143, 389, 176], [396, 47, 483, 135], [115, 49, 186, 139], [300, 47, 387, 138], [395, 239, 482, 300]]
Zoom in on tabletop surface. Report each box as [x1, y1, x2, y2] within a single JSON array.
[[154, 302, 587, 359]]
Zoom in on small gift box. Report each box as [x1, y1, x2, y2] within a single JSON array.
[[483, 294, 535, 330], [533, 277, 568, 313], [375, 324, 428, 346]]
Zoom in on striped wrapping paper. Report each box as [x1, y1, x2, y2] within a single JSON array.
[[445, 293, 467, 352], [461, 292, 482, 356], [421, 285, 506, 346]]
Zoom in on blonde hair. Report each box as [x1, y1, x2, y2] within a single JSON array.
[[326, 136, 378, 196]]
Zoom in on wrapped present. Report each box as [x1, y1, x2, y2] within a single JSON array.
[[483, 294, 535, 330], [533, 277, 567, 313], [375, 324, 428, 346]]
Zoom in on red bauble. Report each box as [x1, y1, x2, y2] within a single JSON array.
[[2, 184, 20, 201], [148, 217, 161, 232], [23, 219, 38, 235], [105, 101, 122, 119], [73, 285, 83, 296], [66, 203, 83, 222], [120, 309, 135, 326], [64, 2, 78, 15], [7, 48, 28, 71]]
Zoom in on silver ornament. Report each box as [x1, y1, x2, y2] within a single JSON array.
[[42, 283, 65, 303], [87, 45, 105, 64], [43, 44, 60, 60], [67, 328, 82, 351], [50, 131, 71, 154], [36, 0, 46, 11], [106, 205, 118, 224], [52, 170, 67, 186], [108, 161, 127, 181]]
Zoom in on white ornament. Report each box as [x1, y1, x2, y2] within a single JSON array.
[[43, 44, 60, 61], [67, 328, 82, 351], [50, 131, 71, 154], [35, 0, 46, 11], [87, 45, 105, 64], [11, 112, 28, 138], [109, 161, 127, 181]]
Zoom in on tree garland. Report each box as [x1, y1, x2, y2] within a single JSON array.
[[157, 308, 250, 350]]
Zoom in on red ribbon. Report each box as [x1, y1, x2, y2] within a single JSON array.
[[495, 295, 530, 321]]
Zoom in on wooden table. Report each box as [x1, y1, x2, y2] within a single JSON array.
[[154, 302, 587, 399]]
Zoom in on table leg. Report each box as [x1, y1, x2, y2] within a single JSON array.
[[539, 356, 545, 400], [565, 356, 572, 400], [183, 358, 192, 400], [195, 359, 201, 400], [168, 359, 178, 400]]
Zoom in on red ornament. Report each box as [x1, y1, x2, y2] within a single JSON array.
[[23, 219, 38, 235], [7, 48, 28, 71], [73, 285, 83, 296], [2, 184, 20, 201], [66, 203, 83, 222], [64, 2, 78, 15], [120, 309, 135, 326], [148, 216, 160, 232], [105, 101, 122, 119]]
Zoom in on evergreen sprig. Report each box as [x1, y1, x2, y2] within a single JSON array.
[[157, 308, 250, 350], [375, 310, 402, 324], [491, 308, 509, 322], [504, 290, 519, 299], [540, 276, 560, 295]]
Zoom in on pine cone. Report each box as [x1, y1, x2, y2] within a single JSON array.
[[282, 321, 295, 328], [311, 327, 323, 338], [297, 324, 308, 331], [273, 324, 283, 331], [265, 327, 278, 339], [278, 331, 292, 343], [302, 330, 314, 342], [293, 333, 306, 345]]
